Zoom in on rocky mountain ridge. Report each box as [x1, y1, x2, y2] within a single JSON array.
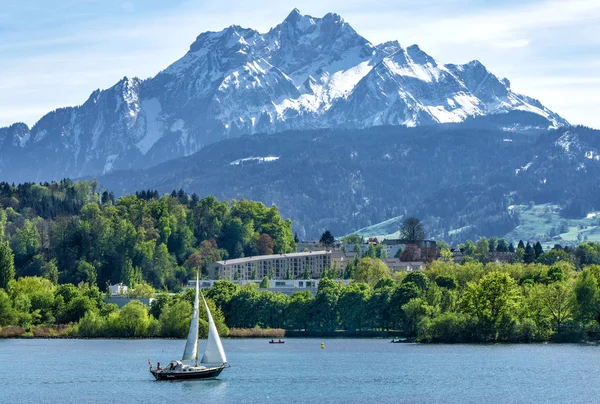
[[0, 9, 567, 183]]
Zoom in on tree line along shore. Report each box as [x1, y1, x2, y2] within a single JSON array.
[[2, 180, 600, 342]]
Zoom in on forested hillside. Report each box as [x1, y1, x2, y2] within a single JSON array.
[[97, 123, 600, 242], [0, 180, 295, 291]]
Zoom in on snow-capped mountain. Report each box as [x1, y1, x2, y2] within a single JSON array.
[[0, 9, 568, 182]]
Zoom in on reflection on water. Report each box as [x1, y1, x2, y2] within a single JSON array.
[[2, 339, 600, 404], [180, 379, 228, 392]]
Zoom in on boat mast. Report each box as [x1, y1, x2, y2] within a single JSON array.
[[195, 270, 199, 367]]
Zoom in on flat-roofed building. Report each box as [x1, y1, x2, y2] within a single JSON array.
[[207, 250, 346, 280]]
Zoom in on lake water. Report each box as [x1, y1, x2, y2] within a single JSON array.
[[1, 339, 600, 403]]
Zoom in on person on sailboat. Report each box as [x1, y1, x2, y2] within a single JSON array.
[[157, 362, 162, 370]]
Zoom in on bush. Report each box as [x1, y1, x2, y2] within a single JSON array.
[[420, 312, 467, 343], [159, 300, 192, 338]]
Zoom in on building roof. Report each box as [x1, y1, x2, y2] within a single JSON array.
[[214, 250, 330, 266]]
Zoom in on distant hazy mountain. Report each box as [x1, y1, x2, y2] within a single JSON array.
[[96, 120, 600, 241], [0, 9, 567, 183]]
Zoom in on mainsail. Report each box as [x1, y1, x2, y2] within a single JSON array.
[[200, 293, 227, 364], [182, 273, 200, 361]]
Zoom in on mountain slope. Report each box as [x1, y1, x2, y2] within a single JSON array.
[[0, 9, 568, 183], [95, 122, 600, 242]]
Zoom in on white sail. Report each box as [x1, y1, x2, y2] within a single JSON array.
[[182, 274, 200, 361], [200, 293, 227, 364]]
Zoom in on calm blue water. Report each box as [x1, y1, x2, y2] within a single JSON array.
[[1, 338, 600, 403]]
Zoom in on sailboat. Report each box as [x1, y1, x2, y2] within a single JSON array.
[[150, 274, 229, 380]]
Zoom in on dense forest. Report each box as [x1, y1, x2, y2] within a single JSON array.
[[0, 180, 295, 291], [98, 124, 600, 241], [3, 252, 600, 342], [2, 180, 600, 343]]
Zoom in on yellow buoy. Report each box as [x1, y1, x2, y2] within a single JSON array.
[[320, 342, 325, 349]]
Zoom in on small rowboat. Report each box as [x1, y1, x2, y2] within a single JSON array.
[[269, 340, 285, 344]]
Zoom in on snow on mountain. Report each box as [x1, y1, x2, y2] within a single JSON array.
[[0, 9, 569, 182]]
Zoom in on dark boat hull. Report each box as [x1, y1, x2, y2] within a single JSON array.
[[151, 366, 226, 380]]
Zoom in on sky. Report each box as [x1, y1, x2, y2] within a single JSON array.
[[1, 0, 599, 128]]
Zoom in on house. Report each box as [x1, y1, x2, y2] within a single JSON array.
[[382, 258, 424, 272], [489, 251, 515, 263], [108, 283, 128, 296]]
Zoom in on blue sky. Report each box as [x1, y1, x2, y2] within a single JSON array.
[[1, 0, 599, 128]]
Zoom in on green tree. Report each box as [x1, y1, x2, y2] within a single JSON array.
[[260, 276, 271, 289], [534, 242, 544, 259], [319, 230, 335, 249], [343, 234, 362, 244], [435, 275, 458, 290], [573, 268, 600, 323], [286, 290, 313, 330], [311, 278, 341, 332], [354, 258, 391, 288], [60, 295, 97, 324], [363, 243, 377, 258], [437, 240, 451, 251], [524, 243, 536, 264], [460, 271, 521, 341], [42, 259, 59, 285], [475, 237, 489, 263], [0, 241, 15, 290], [389, 282, 419, 328], [206, 280, 239, 318], [402, 297, 433, 337], [497, 239, 509, 252], [488, 237, 498, 253], [127, 281, 155, 298], [513, 248, 525, 263], [404, 271, 429, 291], [159, 299, 192, 338], [370, 284, 394, 331], [0, 289, 17, 325], [114, 300, 157, 337], [76, 260, 97, 286], [338, 282, 371, 331], [303, 265, 311, 280], [537, 249, 572, 266], [538, 282, 574, 334], [228, 284, 260, 328], [12, 219, 40, 267], [255, 291, 289, 328], [0, 210, 6, 242]]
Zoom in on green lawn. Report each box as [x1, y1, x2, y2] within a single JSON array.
[[505, 203, 600, 247], [351, 215, 403, 240], [350, 203, 600, 248]]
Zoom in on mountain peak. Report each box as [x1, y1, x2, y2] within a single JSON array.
[[406, 44, 436, 65], [0, 9, 569, 183], [377, 40, 402, 55], [284, 8, 302, 22], [323, 12, 344, 23], [279, 8, 320, 33]]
